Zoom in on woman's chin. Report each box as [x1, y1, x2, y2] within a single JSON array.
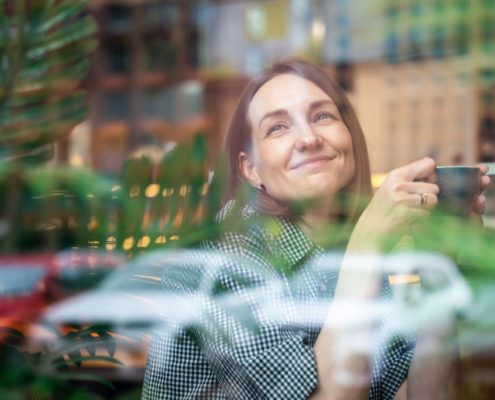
[[298, 184, 339, 201]]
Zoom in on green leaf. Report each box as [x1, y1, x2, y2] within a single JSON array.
[[28, 16, 96, 59], [41, 0, 88, 32], [0, 0, 95, 163], [2, 117, 86, 151], [16, 41, 96, 83], [2, 90, 86, 126]]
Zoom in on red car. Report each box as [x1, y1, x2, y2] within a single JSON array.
[[0, 251, 123, 343]]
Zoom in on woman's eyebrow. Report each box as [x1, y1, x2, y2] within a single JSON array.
[[258, 109, 289, 129], [258, 99, 336, 128], [309, 99, 335, 111]]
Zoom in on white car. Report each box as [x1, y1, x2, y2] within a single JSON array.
[[26, 249, 278, 382], [27, 249, 472, 384]]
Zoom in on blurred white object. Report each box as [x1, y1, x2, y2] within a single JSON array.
[[26, 249, 472, 383]]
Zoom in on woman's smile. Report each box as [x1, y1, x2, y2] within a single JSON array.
[[290, 154, 337, 170]]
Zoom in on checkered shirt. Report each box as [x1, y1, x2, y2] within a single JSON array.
[[142, 201, 415, 399]]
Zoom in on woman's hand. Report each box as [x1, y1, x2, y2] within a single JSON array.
[[316, 159, 440, 397], [472, 165, 491, 216], [350, 157, 439, 250]]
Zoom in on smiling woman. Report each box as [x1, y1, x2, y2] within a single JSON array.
[[241, 73, 356, 205], [225, 60, 372, 221], [142, 59, 490, 400]]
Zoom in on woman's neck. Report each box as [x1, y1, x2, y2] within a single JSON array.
[[299, 197, 337, 244]]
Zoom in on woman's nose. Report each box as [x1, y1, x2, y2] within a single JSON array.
[[295, 123, 323, 151]]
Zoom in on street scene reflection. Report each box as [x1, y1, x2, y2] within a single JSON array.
[[1, 0, 495, 399]]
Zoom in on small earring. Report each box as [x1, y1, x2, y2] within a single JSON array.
[[257, 183, 266, 192]]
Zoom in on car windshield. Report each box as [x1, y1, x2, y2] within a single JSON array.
[[54, 268, 114, 293], [0, 266, 46, 297]]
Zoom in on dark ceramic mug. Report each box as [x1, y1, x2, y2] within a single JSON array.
[[433, 166, 481, 217]]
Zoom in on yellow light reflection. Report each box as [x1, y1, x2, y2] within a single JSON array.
[[106, 236, 116, 251], [137, 236, 151, 248], [155, 235, 167, 244], [87, 217, 98, 231], [195, 203, 204, 221], [123, 237, 134, 250], [388, 274, 421, 285], [371, 173, 387, 190], [173, 210, 184, 227], [145, 184, 160, 198], [179, 185, 190, 197], [162, 188, 174, 197], [69, 154, 85, 167], [311, 18, 326, 43]]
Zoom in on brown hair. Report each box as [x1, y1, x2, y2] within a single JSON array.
[[222, 58, 372, 222]]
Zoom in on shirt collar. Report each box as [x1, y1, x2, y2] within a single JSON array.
[[241, 203, 319, 275]]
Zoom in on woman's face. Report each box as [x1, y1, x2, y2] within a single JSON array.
[[241, 73, 355, 202]]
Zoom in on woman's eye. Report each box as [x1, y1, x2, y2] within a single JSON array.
[[266, 123, 287, 136], [313, 111, 334, 122]]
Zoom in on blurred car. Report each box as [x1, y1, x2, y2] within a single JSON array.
[[26, 249, 280, 382], [26, 249, 474, 386], [0, 250, 123, 344], [457, 276, 495, 397], [53, 249, 125, 298], [0, 254, 58, 343]]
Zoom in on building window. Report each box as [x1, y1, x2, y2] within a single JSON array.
[[103, 91, 130, 121]]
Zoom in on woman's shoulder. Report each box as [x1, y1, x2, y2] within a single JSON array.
[[211, 200, 296, 252], [205, 200, 270, 259]]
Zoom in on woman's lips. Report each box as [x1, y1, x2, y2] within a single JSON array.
[[291, 155, 336, 170]]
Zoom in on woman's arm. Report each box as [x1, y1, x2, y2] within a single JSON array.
[[406, 312, 459, 400], [391, 313, 459, 400], [309, 158, 439, 400], [394, 380, 408, 400]]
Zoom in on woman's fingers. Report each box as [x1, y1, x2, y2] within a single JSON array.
[[472, 168, 490, 215], [388, 181, 439, 210], [406, 191, 438, 210], [391, 157, 436, 182], [395, 181, 439, 196], [378, 161, 489, 227], [472, 194, 486, 215], [481, 174, 491, 191]]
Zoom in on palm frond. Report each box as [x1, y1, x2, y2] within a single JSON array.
[[0, 0, 96, 163]]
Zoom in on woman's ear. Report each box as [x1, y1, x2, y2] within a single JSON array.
[[239, 151, 260, 188]]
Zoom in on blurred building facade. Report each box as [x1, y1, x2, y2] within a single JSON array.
[[333, 0, 495, 172], [73, 0, 495, 175]]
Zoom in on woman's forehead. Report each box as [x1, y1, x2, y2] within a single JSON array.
[[248, 73, 333, 124]]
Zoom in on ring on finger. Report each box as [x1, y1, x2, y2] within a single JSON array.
[[418, 192, 428, 207]]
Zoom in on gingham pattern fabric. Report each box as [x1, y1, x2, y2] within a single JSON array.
[[142, 201, 415, 399]]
